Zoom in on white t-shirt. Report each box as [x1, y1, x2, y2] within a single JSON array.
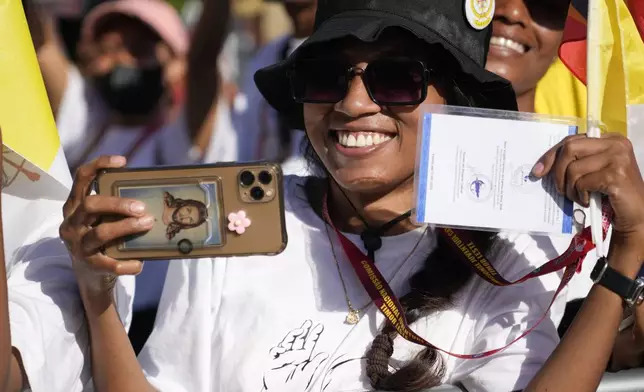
[[56, 66, 237, 169], [138, 176, 566, 392], [200, 100, 239, 164], [5, 197, 134, 392]]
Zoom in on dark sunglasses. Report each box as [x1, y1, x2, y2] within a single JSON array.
[[289, 58, 431, 106]]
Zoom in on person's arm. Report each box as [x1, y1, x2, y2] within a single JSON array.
[[59, 156, 153, 392], [81, 291, 154, 392], [524, 134, 644, 391], [185, 0, 231, 149], [24, 1, 70, 116], [525, 238, 643, 391]]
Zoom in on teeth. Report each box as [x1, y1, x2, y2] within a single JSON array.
[[490, 36, 526, 54], [336, 131, 393, 148]]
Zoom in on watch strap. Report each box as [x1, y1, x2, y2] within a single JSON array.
[[597, 266, 635, 300], [592, 257, 644, 307]]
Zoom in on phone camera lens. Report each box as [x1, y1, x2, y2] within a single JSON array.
[[250, 186, 265, 201], [258, 171, 273, 185], [240, 171, 255, 187]]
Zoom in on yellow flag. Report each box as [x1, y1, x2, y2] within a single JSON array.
[[0, 1, 72, 260], [586, 0, 644, 137], [0, 0, 70, 193]]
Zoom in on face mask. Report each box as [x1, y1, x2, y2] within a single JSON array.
[[94, 64, 165, 116]]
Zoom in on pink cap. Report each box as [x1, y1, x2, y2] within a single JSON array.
[[82, 0, 188, 56]]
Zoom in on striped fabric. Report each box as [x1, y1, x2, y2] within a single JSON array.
[[558, 0, 644, 150], [0, 1, 72, 260]]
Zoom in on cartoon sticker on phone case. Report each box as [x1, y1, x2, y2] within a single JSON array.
[[118, 181, 222, 250]]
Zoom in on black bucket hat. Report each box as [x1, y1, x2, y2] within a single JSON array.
[[254, 0, 518, 130]]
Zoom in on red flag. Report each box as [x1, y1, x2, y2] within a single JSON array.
[[559, 3, 589, 83], [627, 0, 644, 40], [559, 0, 644, 84]]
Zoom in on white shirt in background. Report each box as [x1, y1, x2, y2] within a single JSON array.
[[138, 175, 566, 392], [5, 196, 134, 392], [232, 35, 310, 172], [197, 99, 239, 164]]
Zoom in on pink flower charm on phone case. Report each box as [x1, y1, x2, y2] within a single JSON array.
[[228, 211, 251, 234]]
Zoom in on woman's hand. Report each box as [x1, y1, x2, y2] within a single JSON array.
[[59, 156, 153, 297], [533, 134, 644, 260]]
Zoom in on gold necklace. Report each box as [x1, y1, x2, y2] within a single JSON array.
[[325, 224, 429, 325]]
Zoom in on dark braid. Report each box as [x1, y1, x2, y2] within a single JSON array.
[[365, 230, 496, 391]]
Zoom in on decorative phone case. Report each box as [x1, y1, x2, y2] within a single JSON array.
[[95, 162, 287, 260]]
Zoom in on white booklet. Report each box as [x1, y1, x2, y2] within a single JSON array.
[[414, 105, 582, 236]]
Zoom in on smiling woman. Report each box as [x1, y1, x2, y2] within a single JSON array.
[[485, 0, 569, 112]]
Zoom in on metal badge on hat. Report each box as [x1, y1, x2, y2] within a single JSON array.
[[465, 0, 495, 30]]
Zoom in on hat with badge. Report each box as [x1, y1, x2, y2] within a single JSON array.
[[254, 0, 516, 129]]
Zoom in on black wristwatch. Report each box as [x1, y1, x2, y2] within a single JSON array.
[[591, 257, 644, 308]]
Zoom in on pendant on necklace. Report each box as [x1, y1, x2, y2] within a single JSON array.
[[345, 309, 360, 325]]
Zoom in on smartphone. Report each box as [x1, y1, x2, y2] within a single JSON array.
[[618, 264, 644, 332], [95, 162, 287, 261]]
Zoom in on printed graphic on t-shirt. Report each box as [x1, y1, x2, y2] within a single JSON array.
[[261, 320, 329, 391], [319, 354, 366, 391], [261, 319, 367, 391]]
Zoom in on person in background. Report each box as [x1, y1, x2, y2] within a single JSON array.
[[174, 0, 239, 164], [485, 0, 643, 371], [486, 0, 585, 118], [31, 0, 193, 356], [485, 0, 569, 114], [232, 0, 317, 174], [27, 0, 201, 355], [174, 0, 240, 165], [29, 0, 193, 170]]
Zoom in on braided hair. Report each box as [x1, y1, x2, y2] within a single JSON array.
[[365, 230, 496, 390]]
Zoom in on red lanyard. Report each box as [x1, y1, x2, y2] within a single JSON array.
[[71, 118, 164, 173], [322, 192, 613, 359], [441, 198, 612, 287]]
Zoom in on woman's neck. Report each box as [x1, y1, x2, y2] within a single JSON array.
[[327, 177, 417, 236], [517, 88, 537, 113]]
